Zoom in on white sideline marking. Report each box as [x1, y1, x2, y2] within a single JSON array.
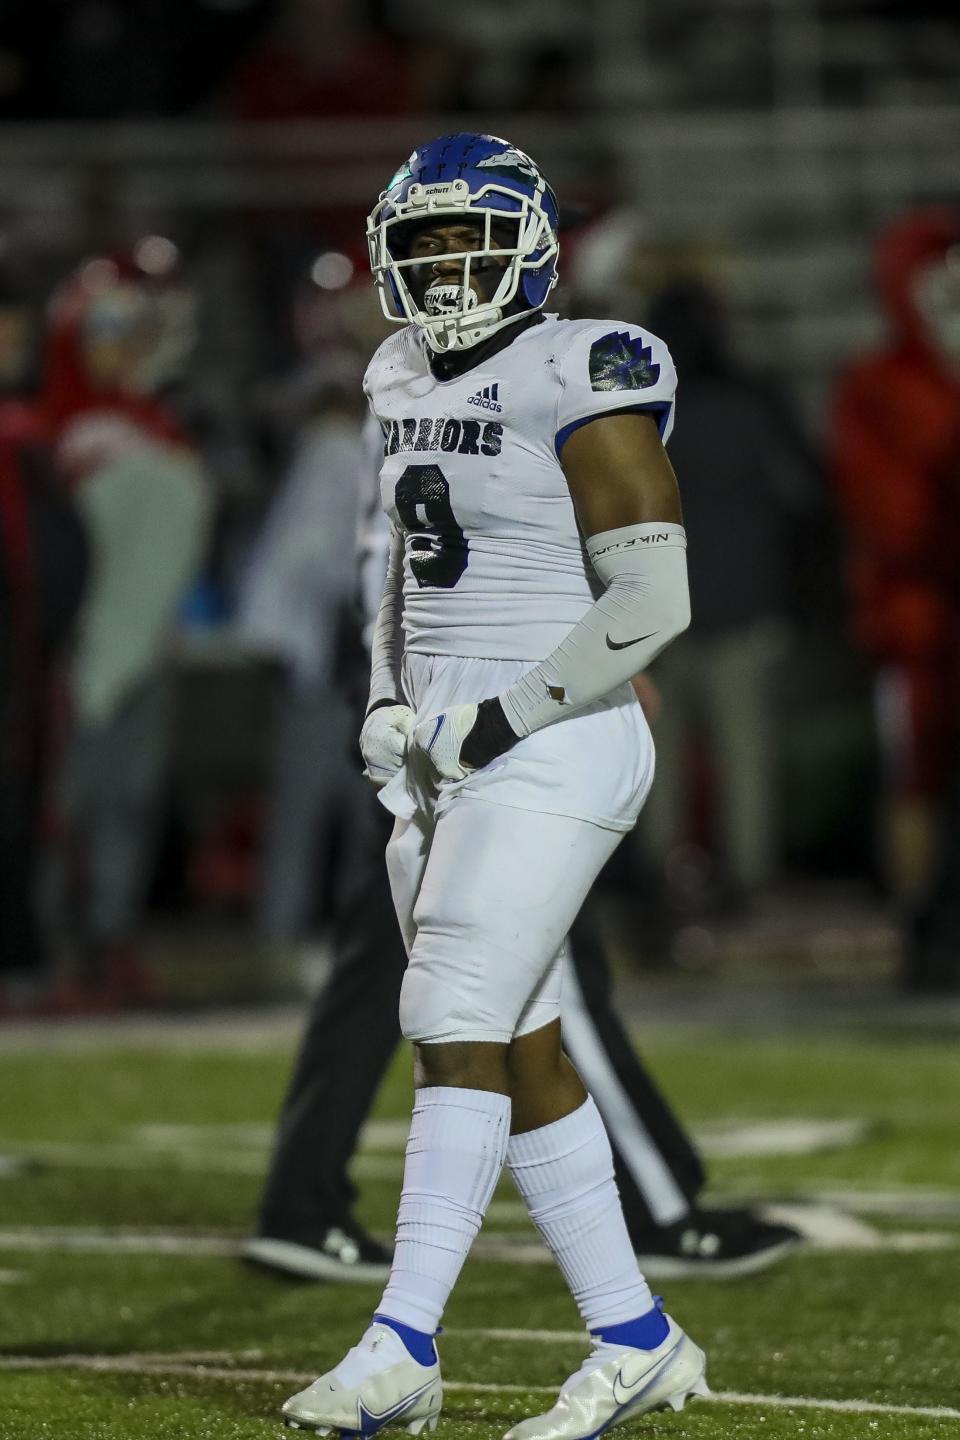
[[0, 1227, 238, 1256], [697, 1118, 871, 1159], [1, 1203, 954, 1260], [0, 1354, 957, 1422], [133, 1116, 875, 1160], [360, 1118, 411, 1150], [814, 1186, 960, 1221], [0, 1113, 891, 1191], [0, 1141, 267, 1175], [132, 1116, 409, 1155], [448, 1328, 589, 1343], [710, 1391, 960, 1421], [134, 1123, 271, 1149], [471, 1235, 552, 1265], [3, 1116, 877, 1180], [759, 1201, 957, 1252], [486, 1200, 530, 1224]]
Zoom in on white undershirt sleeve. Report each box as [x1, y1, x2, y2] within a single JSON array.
[[366, 522, 405, 711], [498, 522, 690, 737]]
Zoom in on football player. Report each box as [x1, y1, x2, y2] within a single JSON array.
[[283, 133, 708, 1439]]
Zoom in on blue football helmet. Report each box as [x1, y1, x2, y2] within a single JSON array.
[[366, 133, 560, 353]]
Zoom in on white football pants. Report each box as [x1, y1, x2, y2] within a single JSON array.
[[386, 795, 622, 1045]]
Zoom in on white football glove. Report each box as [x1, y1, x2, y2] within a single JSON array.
[[359, 703, 415, 786], [410, 704, 480, 782]]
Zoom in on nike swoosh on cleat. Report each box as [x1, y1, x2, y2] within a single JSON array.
[[357, 1379, 435, 1434], [605, 631, 657, 651], [611, 1337, 684, 1407]]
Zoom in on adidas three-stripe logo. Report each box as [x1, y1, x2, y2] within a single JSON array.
[[467, 383, 503, 413]]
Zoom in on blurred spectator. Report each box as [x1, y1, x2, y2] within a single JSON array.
[[0, 277, 87, 987], [639, 279, 820, 915], [237, 351, 368, 947], [39, 250, 211, 1006], [228, 0, 415, 121], [830, 208, 960, 938]]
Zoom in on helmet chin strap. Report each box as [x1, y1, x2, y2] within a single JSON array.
[[425, 306, 513, 352]]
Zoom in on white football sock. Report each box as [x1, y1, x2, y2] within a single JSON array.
[[378, 1086, 511, 1333], [508, 1096, 654, 1330]]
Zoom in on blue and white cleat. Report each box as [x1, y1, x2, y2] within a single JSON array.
[[503, 1315, 708, 1440], [282, 1322, 442, 1435]]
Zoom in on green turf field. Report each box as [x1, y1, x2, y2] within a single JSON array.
[[1, 1013, 958, 1439]]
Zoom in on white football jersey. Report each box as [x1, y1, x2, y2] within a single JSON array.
[[363, 313, 677, 661]]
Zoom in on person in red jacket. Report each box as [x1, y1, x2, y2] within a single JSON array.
[[39, 247, 210, 1007], [831, 208, 960, 925]]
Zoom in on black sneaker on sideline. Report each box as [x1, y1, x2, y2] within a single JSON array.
[[242, 1220, 392, 1283], [631, 1208, 802, 1279]]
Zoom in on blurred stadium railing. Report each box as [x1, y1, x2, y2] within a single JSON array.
[[1, 108, 955, 422]]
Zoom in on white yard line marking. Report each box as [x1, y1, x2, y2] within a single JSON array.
[[470, 1236, 552, 1264], [0, 1356, 553, 1391], [711, 1390, 960, 1420], [0, 1227, 239, 1256], [0, 1354, 957, 1421], [1, 1116, 879, 1179], [0, 1141, 267, 1175], [758, 1202, 957, 1252], [812, 1186, 960, 1221], [697, 1118, 872, 1159], [0, 1208, 953, 1261], [128, 1116, 883, 1161], [486, 1201, 531, 1224], [447, 1329, 588, 1343], [133, 1123, 272, 1149]]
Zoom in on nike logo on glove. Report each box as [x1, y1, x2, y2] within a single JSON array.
[[605, 630, 657, 651], [426, 714, 446, 752]]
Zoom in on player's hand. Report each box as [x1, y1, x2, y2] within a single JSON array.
[[411, 698, 521, 782], [359, 702, 415, 786]]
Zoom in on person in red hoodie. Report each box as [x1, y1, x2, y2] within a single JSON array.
[[40, 247, 210, 1007], [831, 208, 960, 946]]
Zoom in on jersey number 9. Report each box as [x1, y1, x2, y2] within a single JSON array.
[[395, 464, 468, 589]]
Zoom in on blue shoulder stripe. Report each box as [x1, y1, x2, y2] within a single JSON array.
[[555, 401, 672, 459]]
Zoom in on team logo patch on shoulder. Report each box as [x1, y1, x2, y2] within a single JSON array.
[[589, 331, 661, 392]]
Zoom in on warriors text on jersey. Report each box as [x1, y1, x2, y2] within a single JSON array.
[[364, 314, 677, 662]]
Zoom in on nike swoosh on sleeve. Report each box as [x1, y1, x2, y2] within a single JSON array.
[[605, 631, 657, 651]]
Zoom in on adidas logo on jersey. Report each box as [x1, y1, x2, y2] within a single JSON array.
[[467, 383, 503, 414]]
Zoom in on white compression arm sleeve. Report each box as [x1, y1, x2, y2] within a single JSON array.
[[499, 522, 690, 738], [366, 523, 405, 711]]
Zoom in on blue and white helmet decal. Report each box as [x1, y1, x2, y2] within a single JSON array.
[[366, 133, 560, 353]]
